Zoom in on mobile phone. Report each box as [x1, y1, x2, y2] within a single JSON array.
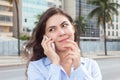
[[45, 35, 55, 51]]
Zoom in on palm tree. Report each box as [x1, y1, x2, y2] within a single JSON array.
[[75, 16, 87, 34], [8, 0, 20, 56], [78, 0, 81, 36], [87, 0, 120, 55]]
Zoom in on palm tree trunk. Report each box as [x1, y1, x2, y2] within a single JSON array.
[[103, 11, 107, 56], [78, 0, 81, 36], [15, 0, 20, 56]]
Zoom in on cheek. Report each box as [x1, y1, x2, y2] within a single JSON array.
[[47, 34, 57, 41], [66, 28, 75, 37]]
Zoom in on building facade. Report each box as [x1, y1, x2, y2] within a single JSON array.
[[105, 0, 120, 40], [1, 0, 119, 40], [63, 0, 100, 40], [0, 0, 13, 37], [77, 0, 99, 39], [21, 0, 63, 36], [64, 0, 120, 41]]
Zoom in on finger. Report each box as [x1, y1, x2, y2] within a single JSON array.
[[41, 36, 53, 51], [62, 40, 79, 51], [65, 53, 80, 64], [64, 50, 80, 60], [63, 48, 72, 58], [47, 39, 54, 50], [66, 40, 78, 48]]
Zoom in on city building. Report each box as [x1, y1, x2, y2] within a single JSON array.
[[105, 0, 120, 41], [1, 0, 119, 40], [63, 0, 120, 41], [21, 0, 63, 36], [0, 0, 63, 38], [63, 0, 100, 40], [0, 0, 13, 37], [63, 0, 76, 20]]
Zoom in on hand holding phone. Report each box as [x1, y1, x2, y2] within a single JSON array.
[[44, 35, 55, 51], [42, 35, 59, 64]]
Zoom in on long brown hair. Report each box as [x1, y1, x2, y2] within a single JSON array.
[[24, 7, 80, 61]]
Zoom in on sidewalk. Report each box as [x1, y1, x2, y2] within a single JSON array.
[[0, 56, 26, 67], [83, 51, 120, 59], [0, 51, 120, 67]]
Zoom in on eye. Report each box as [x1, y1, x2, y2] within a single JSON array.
[[62, 23, 68, 28], [48, 28, 55, 32]]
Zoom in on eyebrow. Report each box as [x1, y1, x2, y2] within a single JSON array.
[[60, 21, 68, 26], [48, 21, 68, 29]]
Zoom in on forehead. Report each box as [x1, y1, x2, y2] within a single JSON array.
[[46, 14, 70, 26]]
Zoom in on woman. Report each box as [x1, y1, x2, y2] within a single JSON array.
[[24, 7, 102, 80]]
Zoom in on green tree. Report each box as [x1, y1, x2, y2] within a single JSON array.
[[75, 16, 87, 34], [8, 0, 20, 56], [87, 0, 120, 55], [34, 14, 42, 24]]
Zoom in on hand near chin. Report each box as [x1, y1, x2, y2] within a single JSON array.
[[41, 36, 60, 65], [62, 40, 81, 69]]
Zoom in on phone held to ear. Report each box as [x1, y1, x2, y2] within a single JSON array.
[[45, 35, 55, 51]]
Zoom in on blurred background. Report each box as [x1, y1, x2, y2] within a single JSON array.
[[0, 0, 120, 80]]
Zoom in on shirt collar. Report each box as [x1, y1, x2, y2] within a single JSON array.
[[43, 57, 51, 66], [44, 57, 85, 66]]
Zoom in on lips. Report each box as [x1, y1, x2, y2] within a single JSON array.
[[58, 38, 69, 43]]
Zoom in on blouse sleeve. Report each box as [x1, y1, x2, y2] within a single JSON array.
[[70, 59, 102, 80], [27, 62, 61, 80]]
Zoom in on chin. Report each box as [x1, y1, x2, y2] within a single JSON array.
[[57, 47, 68, 52]]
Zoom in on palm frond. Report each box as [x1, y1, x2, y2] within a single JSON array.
[[97, 14, 103, 27], [87, 7, 101, 19], [8, 0, 13, 3], [105, 12, 112, 24], [109, 6, 119, 15], [109, 3, 120, 8], [87, 0, 100, 5]]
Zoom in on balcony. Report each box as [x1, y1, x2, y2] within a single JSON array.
[[0, 21, 13, 27], [0, 1, 13, 7], [0, 11, 13, 16], [0, 32, 13, 37]]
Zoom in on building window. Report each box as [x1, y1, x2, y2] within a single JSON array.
[[112, 25, 114, 29], [48, 2, 55, 7], [116, 16, 118, 22], [116, 0, 118, 2], [116, 31, 118, 36], [0, 15, 12, 22], [0, 15, 5, 21], [112, 31, 114, 36], [108, 24, 110, 29], [108, 31, 110, 36], [116, 24, 118, 29], [112, 16, 114, 22]]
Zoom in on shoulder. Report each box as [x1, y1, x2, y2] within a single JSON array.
[[28, 57, 50, 68], [27, 57, 51, 78], [81, 57, 96, 62], [81, 57, 98, 66]]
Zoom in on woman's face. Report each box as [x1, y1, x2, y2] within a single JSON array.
[[45, 14, 75, 51]]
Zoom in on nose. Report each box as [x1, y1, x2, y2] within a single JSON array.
[[57, 28, 65, 36]]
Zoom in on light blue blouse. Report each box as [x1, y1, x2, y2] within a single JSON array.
[[27, 57, 102, 80]]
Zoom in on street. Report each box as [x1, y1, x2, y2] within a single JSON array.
[[0, 66, 26, 80], [0, 58, 120, 80], [96, 58, 120, 80]]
